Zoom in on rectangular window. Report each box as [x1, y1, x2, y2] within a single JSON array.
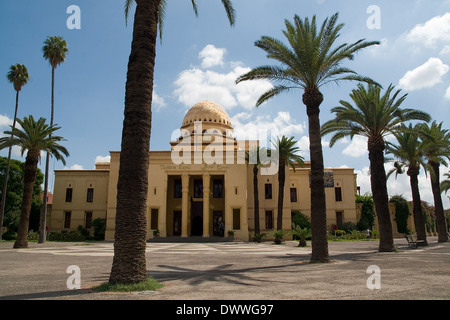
[[86, 188, 94, 202], [85, 211, 93, 229], [290, 188, 297, 202], [213, 179, 224, 198], [233, 208, 241, 230], [265, 210, 273, 230], [64, 211, 71, 229], [194, 179, 203, 198], [65, 188, 73, 202], [174, 179, 182, 198], [335, 187, 342, 202], [151, 208, 159, 230], [336, 211, 343, 226], [265, 184, 272, 199]]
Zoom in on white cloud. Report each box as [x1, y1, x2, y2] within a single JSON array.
[[406, 13, 450, 47], [398, 57, 449, 91], [199, 44, 226, 68], [173, 45, 273, 111], [445, 86, 450, 100], [152, 90, 167, 112], [95, 155, 111, 163], [231, 111, 306, 147], [294, 135, 330, 158], [342, 136, 368, 158], [64, 164, 84, 170]]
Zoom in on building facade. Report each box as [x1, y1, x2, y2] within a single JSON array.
[[49, 101, 359, 241]]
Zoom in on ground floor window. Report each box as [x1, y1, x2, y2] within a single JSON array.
[[233, 208, 241, 230], [64, 211, 71, 229], [85, 211, 92, 229], [151, 208, 159, 230], [265, 210, 273, 230]]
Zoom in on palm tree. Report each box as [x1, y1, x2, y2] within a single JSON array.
[[420, 121, 450, 242], [108, 0, 235, 285], [321, 83, 430, 252], [0, 116, 68, 248], [441, 172, 450, 195], [236, 13, 379, 263], [0, 64, 29, 241], [272, 136, 304, 230], [40, 36, 69, 243], [245, 145, 270, 236], [386, 123, 428, 245]]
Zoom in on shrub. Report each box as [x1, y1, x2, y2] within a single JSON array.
[[27, 230, 40, 241], [291, 224, 311, 247], [2, 230, 17, 240], [390, 195, 411, 234], [272, 229, 287, 244], [91, 218, 106, 240], [338, 222, 357, 233], [253, 232, 269, 243], [291, 211, 311, 229]]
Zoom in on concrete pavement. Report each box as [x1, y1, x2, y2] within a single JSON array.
[[0, 237, 449, 302]]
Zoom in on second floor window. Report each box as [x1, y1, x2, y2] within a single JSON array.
[[65, 188, 73, 202], [86, 188, 94, 202]]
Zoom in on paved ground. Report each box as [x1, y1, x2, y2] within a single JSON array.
[[0, 237, 449, 303]]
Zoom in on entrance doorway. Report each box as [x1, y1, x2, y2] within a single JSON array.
[[173, 211, 182, 236], [191, 201, 203, 236], [213, 211, 224, 237]]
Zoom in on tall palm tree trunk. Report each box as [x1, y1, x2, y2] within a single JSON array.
[[14, 151, 39, 248], [429, 161, 449, 242], [109, 0, 160, 284], [39, 67, 55, 244], [408, 167, 427, 244], [368, 141, 395, 252], [0, 91, 19, 240], [304, 89, 329, 263], [277, 162, 285, 230], [253, 165, 260, 234]]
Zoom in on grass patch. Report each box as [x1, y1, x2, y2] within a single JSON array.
[[92, 277, 164, 293]]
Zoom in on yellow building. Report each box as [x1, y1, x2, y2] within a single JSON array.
[[49, 101, 359, 241]]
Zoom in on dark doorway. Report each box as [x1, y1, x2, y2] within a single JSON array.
[[191, 202, 203, 236], [213, 211, 224, 237], [173, 211, 182, 236]]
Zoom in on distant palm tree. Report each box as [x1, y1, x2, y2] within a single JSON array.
[[245, 145, 269, 236], [0, 116, 68, 248], [420, 121, 450, 242], [441, 172, 450, 195], [236, 13, 379, 263], [386, 123, 428, 244], [272, 136, 304, 230], [109, 0, 236, 285], [40, 36, 69, 243], [321, 84, 430, 252], [0, 64, 29, 241]]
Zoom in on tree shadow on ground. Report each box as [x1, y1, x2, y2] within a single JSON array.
[[149, 262, 301, 286]]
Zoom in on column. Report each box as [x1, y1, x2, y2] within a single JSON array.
[[203, 173, 210, 237], [181, 173, 189, 237], [160, 175, 167, 237]]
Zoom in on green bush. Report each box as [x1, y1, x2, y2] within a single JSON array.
[[27, 230, 40, 241], [91, 218, 106, 240], [390, 195, 411, 234], [2, 230, 17, 240], [253, 232, 269, 243], [291, 211, 311, 229], [47, 230, 86, 242], [272, 229, 287, 244], [291, 224, 311, 247], [338, 222, 357, 233]]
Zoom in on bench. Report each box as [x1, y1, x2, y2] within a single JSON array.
[[405, 234, 425, 249]]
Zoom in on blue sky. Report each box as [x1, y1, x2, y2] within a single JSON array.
[[1, 0, 450, 209]]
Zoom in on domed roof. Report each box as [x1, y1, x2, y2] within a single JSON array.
[[181, 100, 232, 130]]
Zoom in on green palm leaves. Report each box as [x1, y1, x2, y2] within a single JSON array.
[[236, 13, 379, 106], [322, 84, 430, 147], [42, 36, 68, 69], [0, 116, 69, 163], [7, 64, 29, 92]]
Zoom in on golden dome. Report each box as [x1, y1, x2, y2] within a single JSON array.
[[181, 100, 232, 130]]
